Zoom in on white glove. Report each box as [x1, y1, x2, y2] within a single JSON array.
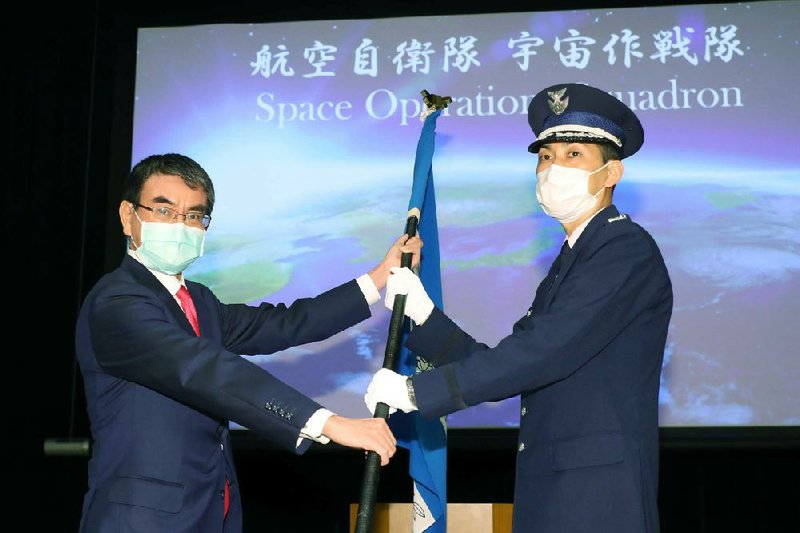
[[364, 368, 416, 415], [385, 266, 434, 325]]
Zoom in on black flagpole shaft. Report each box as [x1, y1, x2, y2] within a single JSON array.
[[354, 215, 419, 533]]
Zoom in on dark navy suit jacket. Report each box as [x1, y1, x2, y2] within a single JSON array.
[[407, 205, 673, 533], [76, 255, 371, 532]]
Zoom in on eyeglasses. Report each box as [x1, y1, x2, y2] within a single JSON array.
[[133, 203, 212, 229]]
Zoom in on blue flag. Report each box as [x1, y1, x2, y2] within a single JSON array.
[[390, 108, 447, 533]]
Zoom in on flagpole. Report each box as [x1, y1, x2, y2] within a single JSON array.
[[354, 214, 418, 533], [356, 89, 451, 533]]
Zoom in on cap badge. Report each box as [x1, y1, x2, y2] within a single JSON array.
[[547, 88, 569, 115]]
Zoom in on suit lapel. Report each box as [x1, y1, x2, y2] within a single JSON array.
[[184, 282, 210, 338], [121, 255, 199, 337], [539, 206, 620, 309]]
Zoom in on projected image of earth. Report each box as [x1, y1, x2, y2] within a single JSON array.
[[189, 172, 800, 428]]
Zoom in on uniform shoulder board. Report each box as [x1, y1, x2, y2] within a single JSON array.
[[607, 213, 628, 223]]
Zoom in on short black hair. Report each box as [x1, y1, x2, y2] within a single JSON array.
[[598, 142, 622, 163], [122, 153, 215, 213]]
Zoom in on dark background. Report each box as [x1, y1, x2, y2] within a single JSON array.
[[8, 0, 798, 531]]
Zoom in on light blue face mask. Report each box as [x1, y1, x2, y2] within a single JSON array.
[[132, 213, 206, 275]]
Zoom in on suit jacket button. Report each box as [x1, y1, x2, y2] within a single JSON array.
[[520, 406, 527, 416], [518, 442, 525, 452]]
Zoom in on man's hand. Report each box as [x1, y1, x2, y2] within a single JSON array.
[[384, 266, 434, 325], [322, 415, 397, 466], [364, 368, 417, 416], [368, 234, 423, 291]]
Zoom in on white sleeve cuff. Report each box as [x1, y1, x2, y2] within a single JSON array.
[[356, 273, 381, 306], [298, 408, 334, 447]]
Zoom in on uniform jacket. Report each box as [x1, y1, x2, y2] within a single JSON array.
[[407, 205, 673, 533], [76, 254, 371, 532]]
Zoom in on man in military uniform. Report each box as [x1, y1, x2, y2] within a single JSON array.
[[365, 82, 673, 533]]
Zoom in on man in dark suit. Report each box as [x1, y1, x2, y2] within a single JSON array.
[[76, 153, 421, 532], [365, 83, 673, 532]]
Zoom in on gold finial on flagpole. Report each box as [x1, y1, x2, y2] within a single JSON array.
[[420, 89, 453, 120]]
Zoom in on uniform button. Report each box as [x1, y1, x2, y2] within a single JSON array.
[[220, 443, 224, 451], [518, 442, 525, 452], [520, 407, 527, 416], [526, 309, 532, 317], [219, 490, 225, 498]]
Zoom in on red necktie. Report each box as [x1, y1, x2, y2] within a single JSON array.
[[176, 286, 230, 518], [176, 286, 200, 336]]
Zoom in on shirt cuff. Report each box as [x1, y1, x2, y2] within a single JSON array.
[[356, 273, 381, 306], [298, 408, 334, 447]]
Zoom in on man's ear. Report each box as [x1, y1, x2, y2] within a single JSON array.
[[119, 201, 133, 238], [605, 160, 624, 188]]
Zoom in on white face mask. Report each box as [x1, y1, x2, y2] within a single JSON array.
[[535, 162, 609, 223], [131, 210, 205, 275]]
